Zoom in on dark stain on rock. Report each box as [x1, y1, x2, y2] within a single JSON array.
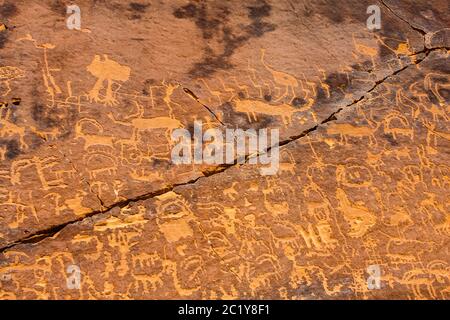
[[173, 3, 224, 40], [186, 122, 195, 141], [264, 94, 272, 102], [0, 139, 21, 159], [429, 58, 450, 74], [316, 72, 354, 103], [437, 88, 449, 103], [174, 1, 276, 78], [32, 104, 59, 128], [0, 22, 10, 49], [247, 2, 271, 19], [302, 0, 366, 25], [325, 72, 350, 90], [128, 2, 150, 19], [0, 2, 18, 19], [0, 32, 7, 49], [49, 0, 67, 17], [11, 98, 21, 106], [426, 90, 440, 105], [142, 79, 156, 95], [31, 102, 77, 136], [245, 1, 276, 37], [384, 133, 398, 146], [130, 2, 150, 12], [351, 60, 372, 72], [173, 3, 197, 19], [151, 158, 171, 169], [292, 97, 306, 107]]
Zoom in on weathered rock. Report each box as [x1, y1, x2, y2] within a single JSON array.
[[0, 0, 448, 299]]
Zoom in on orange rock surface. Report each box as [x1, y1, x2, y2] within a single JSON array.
[[0, 0, 448, 299]]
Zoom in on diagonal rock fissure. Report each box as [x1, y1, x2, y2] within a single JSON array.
[[379, 0, 427, 37], [52, 145, 106, 211], [0, 47, 440, 254], [178, 83, 225, 126]]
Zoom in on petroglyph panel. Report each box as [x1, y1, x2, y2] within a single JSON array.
[[0, 0, 438, 244], [0, 44, 448, 299]]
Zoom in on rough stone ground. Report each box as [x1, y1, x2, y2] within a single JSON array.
[[0, 0, 448, 299]]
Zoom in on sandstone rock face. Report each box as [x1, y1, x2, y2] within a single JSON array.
[[0, 0, 449, 299]]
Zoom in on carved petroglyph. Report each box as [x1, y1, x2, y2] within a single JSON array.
[[0, 1, 448, 300], [233, 99, 300, 125], [87, 55, 131, 106], [0, 66, 24, 96]]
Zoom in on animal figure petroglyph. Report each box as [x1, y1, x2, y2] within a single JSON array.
[[423, 120, 450, 145], [0, 104, 28, 150], [397, 262, 450, 299], [75, 118, 115, 149], [261, 49, 299, 102], [326, 118, 380, 146], [30, 126, 61, 142], [424, 73, 450, 105], [352, 34, 378, 67], [87, 55, 131, 106], [107, 101, 184, 143], [384, 112, 414, 140], [233, 99, 299, 125], [336, 188, 376, 238]]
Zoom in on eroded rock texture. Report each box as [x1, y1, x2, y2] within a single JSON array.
[[0, 0, 449, 299]]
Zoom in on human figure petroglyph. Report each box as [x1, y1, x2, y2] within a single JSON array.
[[87, 55, 131, 106], [431, 164, 450, 189], [247, 61, 266, 100]]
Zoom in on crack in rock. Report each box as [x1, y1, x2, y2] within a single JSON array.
[[0, 46, 443, 254]]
